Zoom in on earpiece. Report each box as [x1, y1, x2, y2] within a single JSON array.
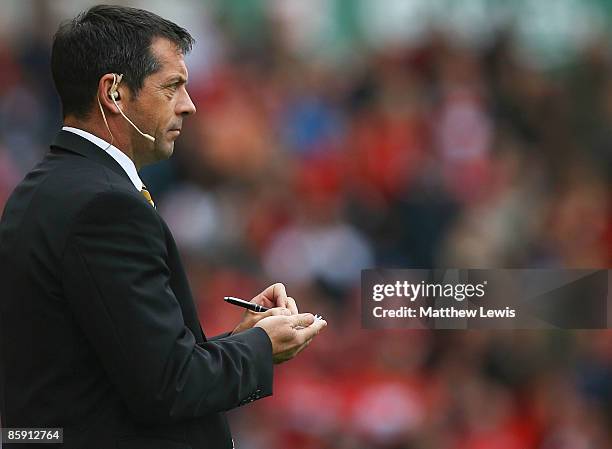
[[103, 73, 155, 142], [109, 74, 122, 101]]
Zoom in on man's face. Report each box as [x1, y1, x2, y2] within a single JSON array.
[[126, 37, 196, 165]]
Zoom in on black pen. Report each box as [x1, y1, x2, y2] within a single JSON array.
[[224, 296, 269, 313], [224, 296, 324, 322]]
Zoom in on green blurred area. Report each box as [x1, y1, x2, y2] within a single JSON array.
[[214, 0, 612, 67]]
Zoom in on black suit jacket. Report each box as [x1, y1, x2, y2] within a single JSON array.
[[0, 130, 273, 449]]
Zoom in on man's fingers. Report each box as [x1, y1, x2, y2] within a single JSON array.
[[291, 313, 315, 328], [295, 317, 327, 341], [272, 283, 289, 308], [262, 307, 291, 317], [251, 282, 289, 309], [258, 282, 289, 308], [286, 296, 298, 315], [300, 337, 313, 351]]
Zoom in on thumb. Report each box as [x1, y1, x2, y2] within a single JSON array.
[[291, 313, 316, 328], [296, 316, 327, 340]]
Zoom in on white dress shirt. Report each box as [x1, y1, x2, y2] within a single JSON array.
[[62, 126, 143, 191]]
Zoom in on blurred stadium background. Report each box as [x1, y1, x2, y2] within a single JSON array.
[[1, 1, 611, 448]]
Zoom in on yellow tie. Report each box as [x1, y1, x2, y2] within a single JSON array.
[[140, 186, 155, 208]]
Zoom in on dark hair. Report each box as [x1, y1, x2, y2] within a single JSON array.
[[51, 4, 194, 118]]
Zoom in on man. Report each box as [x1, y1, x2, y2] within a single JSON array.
[[0, 5, 326, 449]]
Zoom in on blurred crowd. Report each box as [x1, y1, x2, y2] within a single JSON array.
[[0, 1, 611, 448]]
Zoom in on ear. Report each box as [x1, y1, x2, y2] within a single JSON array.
[[97, 73, 122, 115]]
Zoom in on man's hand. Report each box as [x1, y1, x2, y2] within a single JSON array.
[[231, 283, 299, 335], [255, 313, 327, 364]]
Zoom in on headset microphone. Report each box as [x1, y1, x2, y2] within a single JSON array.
[[98, 73, 155, 143]]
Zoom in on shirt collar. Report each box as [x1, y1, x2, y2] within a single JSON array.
[[61, 126, 143, 191]]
